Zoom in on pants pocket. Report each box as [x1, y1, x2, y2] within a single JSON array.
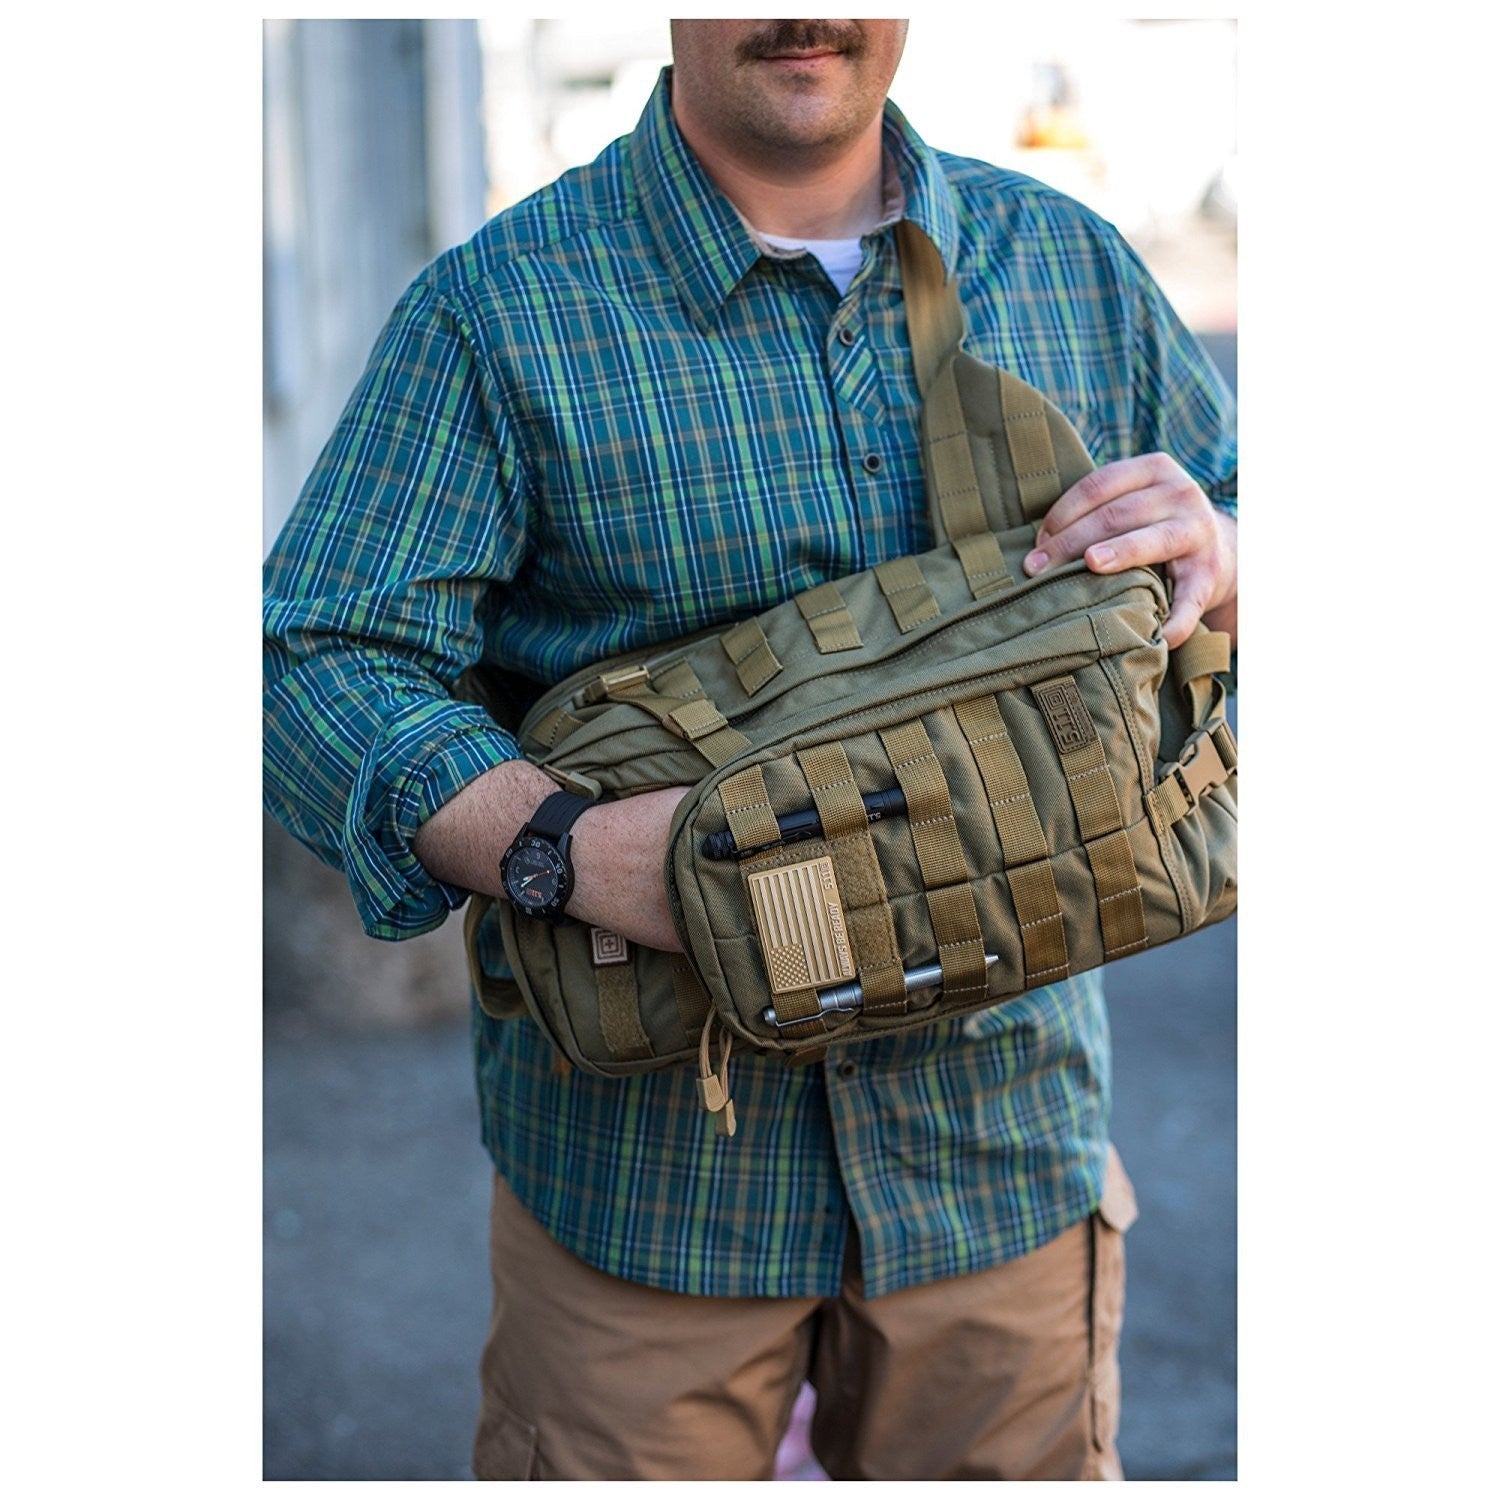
[[473, 1393, 540, 1480], [1087, 1145, 1134, 1460]]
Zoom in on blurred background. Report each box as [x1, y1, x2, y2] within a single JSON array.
[[263, 17, 1237, 1482]]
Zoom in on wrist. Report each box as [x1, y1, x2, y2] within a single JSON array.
[[499, 789, 594, 924]]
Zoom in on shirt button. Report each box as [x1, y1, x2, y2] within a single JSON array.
[[837, 326, 856, 346], [862, 453, 882, 474], [836, 1060, 858, 1079]]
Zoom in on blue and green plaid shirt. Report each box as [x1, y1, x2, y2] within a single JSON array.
[[264, 72, 1236, 1299]]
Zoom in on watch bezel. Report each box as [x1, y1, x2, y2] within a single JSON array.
[[501, 833, 574, 922]]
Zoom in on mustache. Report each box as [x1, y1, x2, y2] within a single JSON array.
[[737, 20, 867, 62]]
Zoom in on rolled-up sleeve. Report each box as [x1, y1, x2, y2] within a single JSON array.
[[264, 278, 530, 940], [1126, 245, 1238, 518]]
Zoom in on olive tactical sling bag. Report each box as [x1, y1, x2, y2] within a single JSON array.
[[461, 222, 1237, 1134]]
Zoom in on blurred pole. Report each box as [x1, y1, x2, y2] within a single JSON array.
[[262, 19, 486, 555]]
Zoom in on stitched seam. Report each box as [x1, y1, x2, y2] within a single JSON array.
[[1020, 911, 1063, 930], [1026, 963, 1070, 980]]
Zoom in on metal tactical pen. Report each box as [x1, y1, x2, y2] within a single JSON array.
[[702, 786, 908, 861], [762, 955, 1000, 1028]]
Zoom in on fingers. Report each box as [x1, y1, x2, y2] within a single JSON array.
[[1031, 453, 1180, 547], [1161, 557, 1219, 649], [1021, 453, 1235, 651], [1025, 454, 1208, 577], [1026, 487, 1200, 577]]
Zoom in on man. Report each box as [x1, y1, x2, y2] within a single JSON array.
[[264, 18, 1236, 1480]]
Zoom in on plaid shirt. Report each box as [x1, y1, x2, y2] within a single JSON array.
[[264, 72, 1236, 1298]]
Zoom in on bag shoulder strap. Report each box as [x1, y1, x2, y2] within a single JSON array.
[[894, 220, 1095, 543]]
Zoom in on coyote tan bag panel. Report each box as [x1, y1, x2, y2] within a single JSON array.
[[462, 221, 1236, 1132]]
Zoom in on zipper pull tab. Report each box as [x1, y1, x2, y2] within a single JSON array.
[[695, 1018, 737, 1136]]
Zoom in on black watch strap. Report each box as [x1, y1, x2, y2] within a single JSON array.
[[526, 790, 593, 841]]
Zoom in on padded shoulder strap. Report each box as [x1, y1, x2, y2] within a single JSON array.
[[895, 220, 1096, 543]]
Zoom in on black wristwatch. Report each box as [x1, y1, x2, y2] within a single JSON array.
[[499, 790, 594, 924]]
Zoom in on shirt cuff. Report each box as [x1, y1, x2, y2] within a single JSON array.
[[345, 707, 523, 940]]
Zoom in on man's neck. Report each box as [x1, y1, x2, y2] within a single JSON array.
[[675, 111, 888, 241]]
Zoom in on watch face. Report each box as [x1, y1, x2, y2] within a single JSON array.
[[504, 838, 568, 914]]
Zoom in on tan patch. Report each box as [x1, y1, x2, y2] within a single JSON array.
[[1035, 678, 1097, 755], [589, 927, 630, 967], [746, 856, 855, 994]]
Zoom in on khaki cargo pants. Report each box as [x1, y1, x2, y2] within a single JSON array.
[[473, 1148, 1137, 1481]]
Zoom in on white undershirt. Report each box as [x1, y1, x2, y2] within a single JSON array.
[[757, 231, 866, 296]]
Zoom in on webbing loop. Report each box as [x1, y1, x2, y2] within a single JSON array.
[[717, 764, 782, 855], [1033, 675, 1148, 961], [593, 659, 751, 768], [795, 581, 863, 654], [874, 556, 941, 633], [998, 370, 1063, 521], [953, 694, 1070, 987], [595, 957, 654, 1063], [796, 743, 908, 1016], [721, 616, 783, 695], [877, 720, 989, 1000]]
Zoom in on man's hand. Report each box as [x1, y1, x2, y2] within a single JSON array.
[[568, 785, 692, 953], [1022, 453, 1237, 650]]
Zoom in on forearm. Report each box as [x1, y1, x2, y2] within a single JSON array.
[[410, 758, 556, 897], [411, 765, 689, 951]]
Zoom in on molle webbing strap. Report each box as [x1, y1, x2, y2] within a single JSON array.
[[717, 764, 782, 856], [998, 370, 1064, 519], [876, 721, 989, 1001], [527, 704, 585, 752], [1148, 628, 1236, 832], [671, 956, 712, 1045], [928, 374, 1014, 596], [600, 658, 751, 768], [1033, 675, 1148, 961], [764, 982, 826, 1037], [463, 894, 524, 1018], [1170, 628, 1232, 693], [795, 582, 863, 654], [952, 532, 1014, 598], [796, 743, 908, 1016], [594, 960, 654, 1062], [720, 616, 783, 695], [874, 557, 941, 633], [953, 695, 1070, 987], [1170, 627, 1233, 730]]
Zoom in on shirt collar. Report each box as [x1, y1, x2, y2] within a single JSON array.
[[628, 68, 962, 330]]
